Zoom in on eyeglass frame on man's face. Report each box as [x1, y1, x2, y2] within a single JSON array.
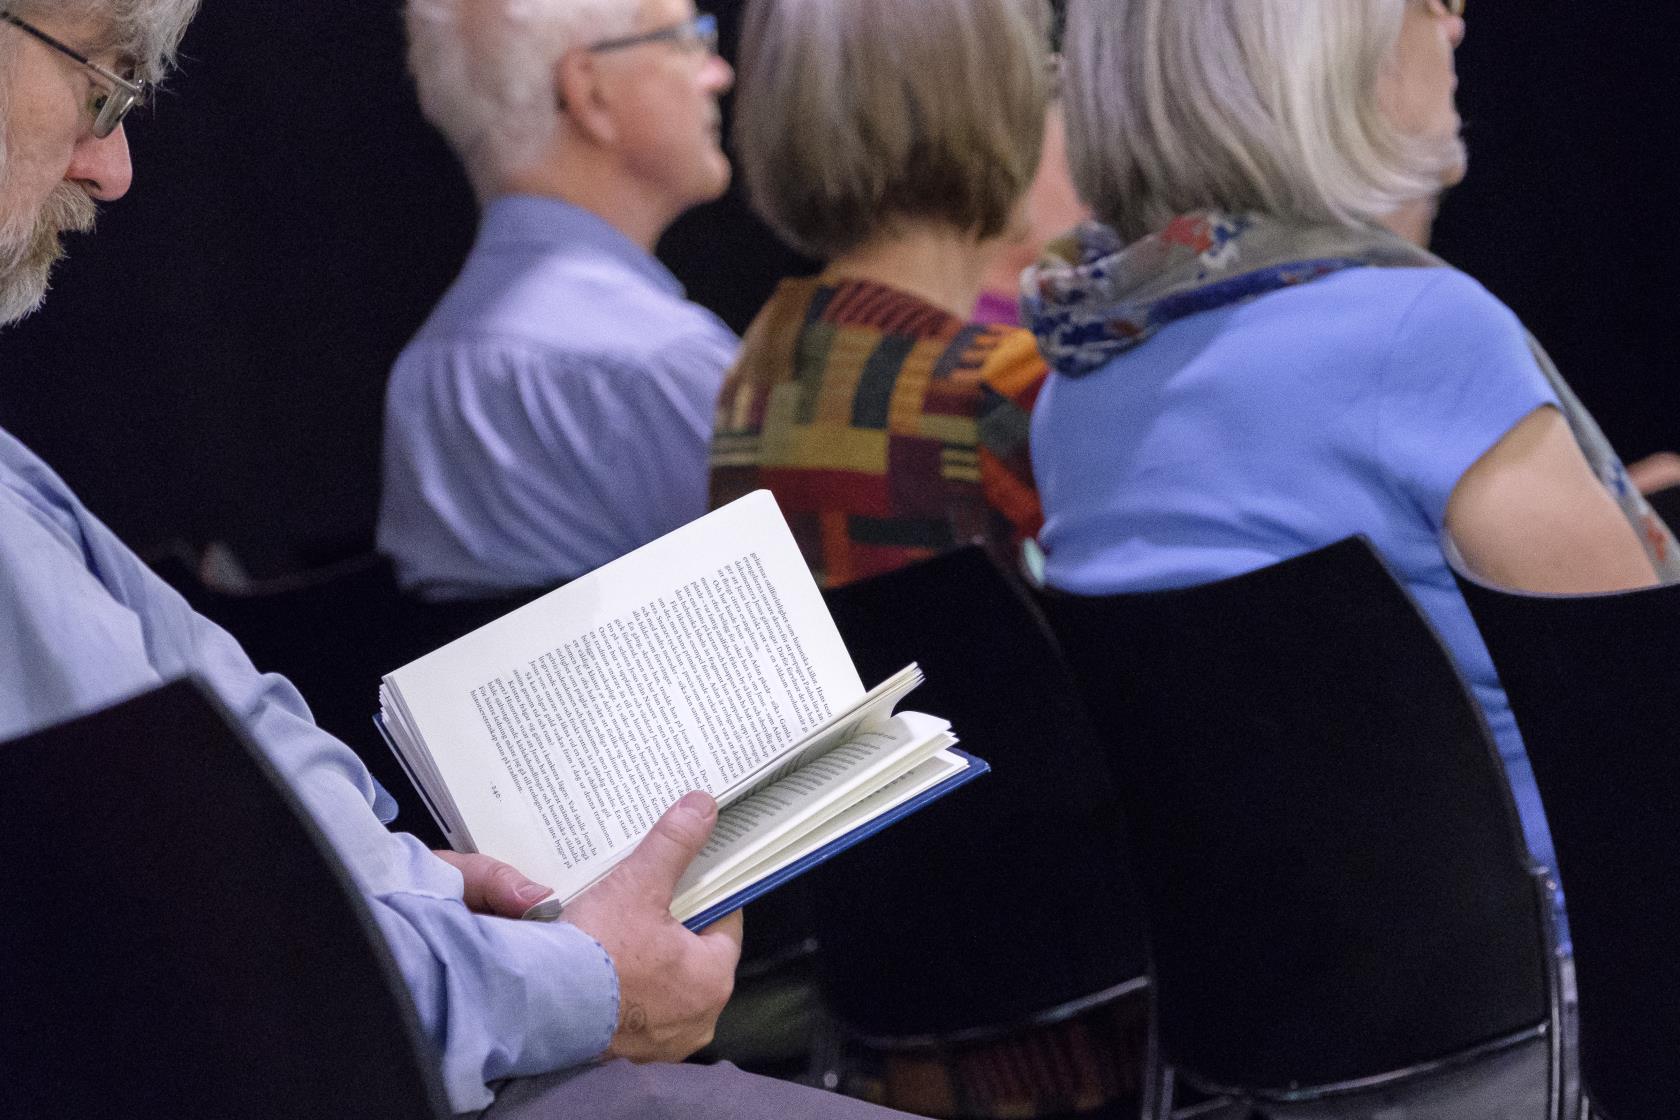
[[588, 12, 718, 57], [0, 11, 145, 139]]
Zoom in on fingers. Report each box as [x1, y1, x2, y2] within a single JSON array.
[[697, 908, 745, 970], [612, 791, 719, 905], [434, 849, 555, 918], [1628, 451, 1680, 495]]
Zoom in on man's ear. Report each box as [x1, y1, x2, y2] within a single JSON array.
[[555, 49, 617, 145]]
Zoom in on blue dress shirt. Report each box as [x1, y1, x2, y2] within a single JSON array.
[[0, 425, 618, 1113], [378, 196, 739, 601]]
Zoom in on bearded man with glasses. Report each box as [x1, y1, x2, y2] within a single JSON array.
[[378, 0, 743, 607], [0, 3, 919, 1117], [0, 7, 151, 322]]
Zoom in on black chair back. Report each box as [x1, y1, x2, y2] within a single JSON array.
[[0, 678, 449, 1120], [1039, 536, 1550, 1093], [1453, 557, 1680, 1119], [812, 546, 1146, 1042]]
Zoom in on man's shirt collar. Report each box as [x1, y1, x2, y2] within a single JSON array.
[[478, 195, 685, 298]]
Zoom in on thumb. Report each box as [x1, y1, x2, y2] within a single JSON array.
[[612, 790, 719, 905]]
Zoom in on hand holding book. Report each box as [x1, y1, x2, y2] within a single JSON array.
[[431, 848, 557, 917], [562, 791, 744, 1063], [377, 491, 988, 929]]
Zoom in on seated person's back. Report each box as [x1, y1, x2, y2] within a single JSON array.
[[714, 276, 1044, 586], [1036, 263, 1560, 851], [710, 0, 1055, 587], [378, 4, 740, 602], [381, 197, 737, 599]]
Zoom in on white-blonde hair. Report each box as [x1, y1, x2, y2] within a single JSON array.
[[734, 0, 1051, 260], [1063, 0, 1464, 241], [405, 0, 640, 197]]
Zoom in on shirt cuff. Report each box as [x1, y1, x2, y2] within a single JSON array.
[[485, 916, 620, 1073]]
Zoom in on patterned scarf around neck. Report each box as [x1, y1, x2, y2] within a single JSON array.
[[1023, 211, 1680, 579]]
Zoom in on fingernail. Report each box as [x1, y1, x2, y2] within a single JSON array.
[[515, 880, 554, 904], [522, 897, 563, 922], [679, 790, 715, 817]]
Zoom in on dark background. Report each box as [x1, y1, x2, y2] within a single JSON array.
[[0, 1, 1672, 575]]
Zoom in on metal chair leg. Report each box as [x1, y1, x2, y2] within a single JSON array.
[[806, 1009, 845, 1094], [1140, 998, 1174, 1120], [1533, 868, 1581, 1120]]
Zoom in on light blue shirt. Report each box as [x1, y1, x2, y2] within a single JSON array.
[[378, 196, 739, 601], [1032, 267, 1560, 869], [0, 425, 618, 1113]]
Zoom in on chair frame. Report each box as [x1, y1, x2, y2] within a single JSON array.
[[1139, 877, 1571, 1120], [1039, 536, 1578, 1120], [1446, 542, 1680, 1120], [807, 545, 1151, 1114]]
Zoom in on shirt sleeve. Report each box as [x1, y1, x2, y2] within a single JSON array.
[[0, 488, 619, 1114], [586, 326, 738, 540], [1374, 269, 1560, 528]]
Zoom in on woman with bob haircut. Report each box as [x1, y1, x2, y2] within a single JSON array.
[[711, 2, 1150, 1116], [710, 0, 1055, 588], [1033, 3, 1675, 1092]]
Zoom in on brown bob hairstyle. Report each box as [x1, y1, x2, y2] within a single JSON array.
[[733, 0, 1053, 260]]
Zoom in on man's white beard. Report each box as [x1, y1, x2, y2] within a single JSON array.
[[0, 184, 98, 326]]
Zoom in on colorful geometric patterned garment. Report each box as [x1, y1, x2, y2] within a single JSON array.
[[711, 277, 1045, 587]]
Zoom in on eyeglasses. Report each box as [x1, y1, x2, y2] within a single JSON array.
[[0, 11, 145, 139], [589, 12, 718, 56]]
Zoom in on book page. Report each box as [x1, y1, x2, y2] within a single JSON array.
[[384, 492, 863, 895], [670, 711, 953, 912], [718, 663, 923, 806], [676, 749, 969, 922]]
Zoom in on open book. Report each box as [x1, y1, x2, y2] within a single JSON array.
[[377, 491, 986, 930]]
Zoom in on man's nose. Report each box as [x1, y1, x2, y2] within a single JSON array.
[[65, 125, 133, 202], [705, 54, 734, 97]]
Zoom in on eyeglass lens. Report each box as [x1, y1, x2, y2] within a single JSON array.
[[92, 85, 139, 138]]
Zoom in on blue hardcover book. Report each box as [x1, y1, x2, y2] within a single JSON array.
[[681, 749, 988, 931], [375, 492, 987, 926]]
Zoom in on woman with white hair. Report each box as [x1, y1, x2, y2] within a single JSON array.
[[1032, 0, 1672, 1029]]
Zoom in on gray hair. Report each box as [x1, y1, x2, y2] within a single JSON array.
[[734, 0, 1051, 260], [1063, 0, 1464, 241], [1, 0, 198, 170], [405, 0, 640, 196], [2, 0, 200, 82]]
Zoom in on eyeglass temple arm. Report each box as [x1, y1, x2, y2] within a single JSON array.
[[1, 11, 96, 66]]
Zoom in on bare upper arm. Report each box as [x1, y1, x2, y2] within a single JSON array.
[[1445, 405, 1657, 593]]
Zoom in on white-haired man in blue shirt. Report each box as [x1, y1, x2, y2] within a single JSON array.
[[378, 0, 743, 603], [0, 3, 911, 1116]]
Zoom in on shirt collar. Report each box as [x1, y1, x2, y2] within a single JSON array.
[[477, 195, 685, 298]]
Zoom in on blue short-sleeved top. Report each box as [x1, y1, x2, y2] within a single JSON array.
[[1032, 266, 1559, 864]]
